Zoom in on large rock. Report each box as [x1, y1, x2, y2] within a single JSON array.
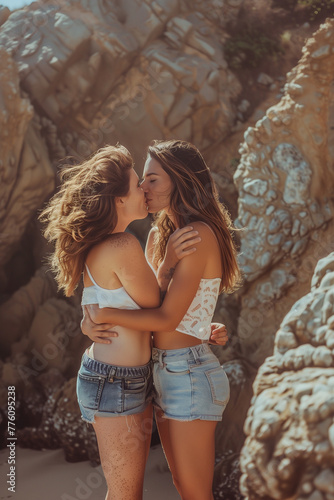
[[0, 266, 59, 355], [240, 252, 334, 500], [0, 0, 242, 166], [20, 296, 87, 379], [234, 19, 334, 366], [0, 47, 55, 271]]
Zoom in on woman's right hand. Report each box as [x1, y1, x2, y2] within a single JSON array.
[[81, 305, 118, 345]]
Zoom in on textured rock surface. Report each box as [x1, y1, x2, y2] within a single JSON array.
[[240, 252, 334, 500], [10, 296, 88, 381], [0, 266, 59, 355], [234, 19, 334, 366], [0, 0, 241, 166], [0, 46, 55, 270]]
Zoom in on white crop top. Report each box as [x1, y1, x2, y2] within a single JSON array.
[[81, 264, 140, 310], [175, 277, 221, 340]]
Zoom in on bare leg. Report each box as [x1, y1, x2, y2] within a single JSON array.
[[156, 412, 217, 500], [155, 411, 180, 493], [93, 404, 153, 500]]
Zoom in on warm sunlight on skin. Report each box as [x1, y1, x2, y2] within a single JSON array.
[[140, 156, 174, 215], [122, 169, 148, 222]]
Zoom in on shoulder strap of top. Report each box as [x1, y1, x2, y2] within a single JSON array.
[[200, 221, 218, 241], [84, 264, 99, 287]]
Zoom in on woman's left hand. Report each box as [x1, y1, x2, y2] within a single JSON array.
[[209, 323, 228, 346], [81, 305, 118, 344], [85, 304, 117, 330]]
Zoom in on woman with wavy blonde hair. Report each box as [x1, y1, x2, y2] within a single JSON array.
[[83, 140, 240, 500], [40, 144, 161, 500]]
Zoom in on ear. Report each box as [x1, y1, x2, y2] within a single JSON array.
[[115, 197, 125, 207]]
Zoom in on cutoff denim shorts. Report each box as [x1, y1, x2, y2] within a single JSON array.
[[76, 350, 153, 423], [152, 343, 230, 421]]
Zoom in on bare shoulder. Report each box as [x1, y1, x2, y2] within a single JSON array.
[[107, 233, 144, 262], [191, 221, 217, 242], [90, 233, 141, 261], [106, 232, 141, 250]]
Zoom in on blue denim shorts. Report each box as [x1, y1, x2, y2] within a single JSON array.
[[152, 343, 230, 421], [76, 351, 153, 423]]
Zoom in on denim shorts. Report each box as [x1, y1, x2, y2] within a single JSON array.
[[152, 343, 230, 421], [76, 351, 153, 423]]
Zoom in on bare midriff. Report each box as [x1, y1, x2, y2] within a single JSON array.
[[88, 327, 152, 366], [153, 329, 206, 350]]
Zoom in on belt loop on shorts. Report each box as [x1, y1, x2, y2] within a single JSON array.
[[108, 367, 117, 383], [152, 348, 166, 368], [160, 351, 166, 368], [190, 346, 201, 365]]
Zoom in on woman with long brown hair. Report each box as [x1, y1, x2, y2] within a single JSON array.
[[84, 140, 241, 500]]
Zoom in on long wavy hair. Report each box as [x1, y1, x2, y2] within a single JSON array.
[[148, 140, 241, 293], [39, 144, 133, 296]]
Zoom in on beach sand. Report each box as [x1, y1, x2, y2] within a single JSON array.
[[0, 444, 179, 499]]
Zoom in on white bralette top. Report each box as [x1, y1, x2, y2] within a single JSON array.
[[175, 277, 221, 340], [81, 264, 140, 310]]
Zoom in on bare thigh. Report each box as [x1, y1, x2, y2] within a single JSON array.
[[93, 404, 153, 500], [156, 411, 217, 500]]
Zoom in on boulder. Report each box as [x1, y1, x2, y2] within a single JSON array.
[[240, 252, 334, 500], [234, 19, 334, 366]]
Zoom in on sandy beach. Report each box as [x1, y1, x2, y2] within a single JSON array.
[[0, 444, 179, 500]]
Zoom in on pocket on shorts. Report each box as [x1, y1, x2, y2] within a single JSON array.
[[77, 369, 105, 410], [165, 360, 190, 375], [124, 376, 146, 393], [205, 367, 230, 406]]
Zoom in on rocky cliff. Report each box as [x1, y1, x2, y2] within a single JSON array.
[[240, 251, 334, 500], [233, 18, 334, 368]]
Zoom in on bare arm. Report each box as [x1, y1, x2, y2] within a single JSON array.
[[88, 225, 211, 331], [84, 227, 229, 345], [81, 233, 159, 343], [112, 233, 160, 309], [156, 226, 201, 301]]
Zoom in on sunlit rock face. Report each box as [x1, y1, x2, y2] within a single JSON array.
[[0, 0, 242, 167], [233, 19, 334, 366], [240, 251, 334, 500]]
